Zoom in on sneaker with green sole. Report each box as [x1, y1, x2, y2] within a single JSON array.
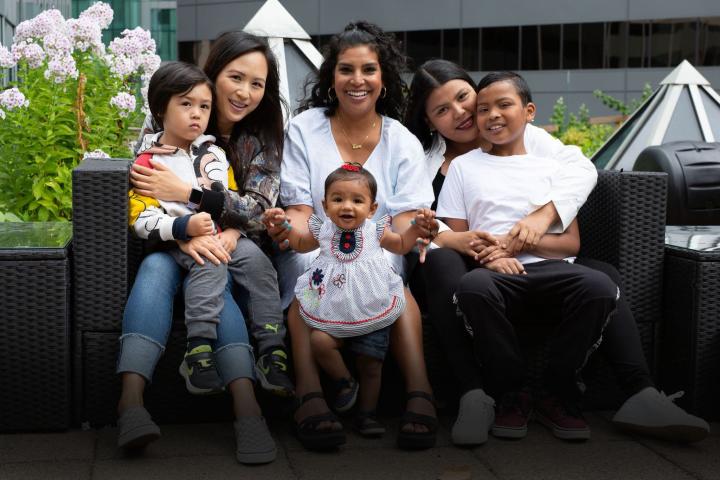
[[178, 344, 224, 395], [256, 349, 295, 397]]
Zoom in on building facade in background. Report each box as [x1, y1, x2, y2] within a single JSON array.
[[176, 0, 720, 120], [73, 0, 177, 61], [1, 1, 177, 62]]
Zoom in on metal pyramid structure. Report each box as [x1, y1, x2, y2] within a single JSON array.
[[242, 0, 323, 116], [593, 60, 720, 170]]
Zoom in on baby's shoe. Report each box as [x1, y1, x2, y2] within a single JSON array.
[[612, 387, 709, 443], [333, 376, 359, 413], [354, 410, 385, 437]]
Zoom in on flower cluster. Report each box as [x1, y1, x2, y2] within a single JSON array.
[[110, 92, 137, 117], [14, 9, 65, 43], [82, 149, 111, 160], [108, 27, 161, 82], [0, 87, 30, 111], [0, 45, 15, 69], [11, 41, 45, 68]]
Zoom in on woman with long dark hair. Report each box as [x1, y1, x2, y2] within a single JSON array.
[[117, 31, 290, 464], [404, 59, 709, 445]]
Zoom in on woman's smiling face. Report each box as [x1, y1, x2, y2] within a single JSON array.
[[213, 51, 268, 134], [332, 44, 383, 118], [424, 79, 479, 145]]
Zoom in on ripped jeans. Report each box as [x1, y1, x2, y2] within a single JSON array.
[[116, 251, 255, 385]]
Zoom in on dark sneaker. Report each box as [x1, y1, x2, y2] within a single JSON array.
[[178, 344, 224, 395], [535, 394, 590, 441], [256, 349, 295, 397], [492, 391, 533, 439]]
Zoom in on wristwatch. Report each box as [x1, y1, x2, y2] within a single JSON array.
[[187, 187, 203, 209]]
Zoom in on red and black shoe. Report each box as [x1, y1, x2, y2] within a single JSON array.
[[535, 394, 590, 441], [492, 390, 533, 439]]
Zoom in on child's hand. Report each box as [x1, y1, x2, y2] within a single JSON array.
[[411, 208, 439, 240], [416, 237, 431, 264], [484, 257, 526, 275], [187, 212, 215, 237], [262, 208, 292, 250], [475, 242, 514, 263], [218, 228, 241, 254]]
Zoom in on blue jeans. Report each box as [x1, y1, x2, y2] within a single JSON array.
[[117, 252, 255, 385]]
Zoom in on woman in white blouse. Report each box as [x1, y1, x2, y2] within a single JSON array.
[[267, 22, 438, 450], [403, 59, 709, 446]]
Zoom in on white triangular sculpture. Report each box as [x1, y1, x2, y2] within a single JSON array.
[[593, 61, 720, 171], [244, 0, 311, 40], [243, 0, 323, 117], [660, 60, 711, 86]]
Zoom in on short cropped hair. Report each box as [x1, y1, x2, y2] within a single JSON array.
[[476, 71, 533, 106]]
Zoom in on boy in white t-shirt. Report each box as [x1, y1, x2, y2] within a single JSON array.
[[436, 72, 619, 441]]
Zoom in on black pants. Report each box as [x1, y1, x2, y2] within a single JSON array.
[[421, 248, 653, 400]]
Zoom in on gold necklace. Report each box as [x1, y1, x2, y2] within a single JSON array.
[[336, 113, 377, 150]]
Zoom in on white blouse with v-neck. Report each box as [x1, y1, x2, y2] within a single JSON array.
[[280, 107, 434, 278]]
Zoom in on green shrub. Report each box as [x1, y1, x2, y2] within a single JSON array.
[[0, 3, 159, 221]]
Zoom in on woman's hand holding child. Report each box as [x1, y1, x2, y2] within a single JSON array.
[[410, 208, 438, 263], [218, 228, 241, 254]]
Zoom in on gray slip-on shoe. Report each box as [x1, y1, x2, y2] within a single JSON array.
[[234, 416, 277, 464], [117, 406, 161, 449]]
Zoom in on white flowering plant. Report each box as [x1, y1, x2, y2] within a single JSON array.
[[0, 3, 160, 221]]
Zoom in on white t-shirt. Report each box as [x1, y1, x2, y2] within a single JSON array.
[[437, 149, 568, 265], [280, 107, 434, 275], [425, 124, 597, 231]]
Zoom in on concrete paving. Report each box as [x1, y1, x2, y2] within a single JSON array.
[[1, 413, 717, 480]]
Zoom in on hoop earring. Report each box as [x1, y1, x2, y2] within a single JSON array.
[[327, 87, 337, 102], [381, 86, 387, 99]]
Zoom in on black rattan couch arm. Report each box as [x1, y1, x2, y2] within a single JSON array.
[[578, 169, 667, 325], [72, 157, 138, 332]]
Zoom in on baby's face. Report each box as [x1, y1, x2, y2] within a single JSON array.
[[323, 180, 376, 230]]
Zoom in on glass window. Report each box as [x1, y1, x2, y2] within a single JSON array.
[[699, 18, 720, 66], [521, 25, 539, 70], [540, 24, 561, 70], [462, 28, 480, 71], [151, 8, 176, 61], [649, 21, 673, 67], [627, 21, 649, 67], [407, 29, 441, 69], [668, 21, 698, 66], [178, 41, 196, 64], [443, 29, 461, 64], [605, 22, 626, 68], [581, 22, 604, 69], [482, 26, 519, 70], [563, 24, 580, 69]]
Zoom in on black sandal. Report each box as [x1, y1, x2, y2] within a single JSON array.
[[397, 391, 438, 449], [294, 392, 346, 450]]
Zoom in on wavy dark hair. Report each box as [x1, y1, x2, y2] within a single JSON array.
[[298, 21, 407, 120], [203, 31, 287, 177], [404, 59, 476, 150]]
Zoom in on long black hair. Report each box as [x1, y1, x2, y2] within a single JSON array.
[[298, 21, 407, 120], [404, 59, 476, 150], [203, 31, 287, 177]]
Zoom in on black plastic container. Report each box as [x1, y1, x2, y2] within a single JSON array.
[[634, 141, 720, 225]]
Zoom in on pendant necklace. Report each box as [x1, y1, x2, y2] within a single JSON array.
[[337, 113, 377, 150]]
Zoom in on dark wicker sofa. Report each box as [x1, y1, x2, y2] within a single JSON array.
[[72, 158, 668, 426]]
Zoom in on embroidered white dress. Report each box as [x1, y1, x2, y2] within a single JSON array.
[[295, 214, 405, 338]]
